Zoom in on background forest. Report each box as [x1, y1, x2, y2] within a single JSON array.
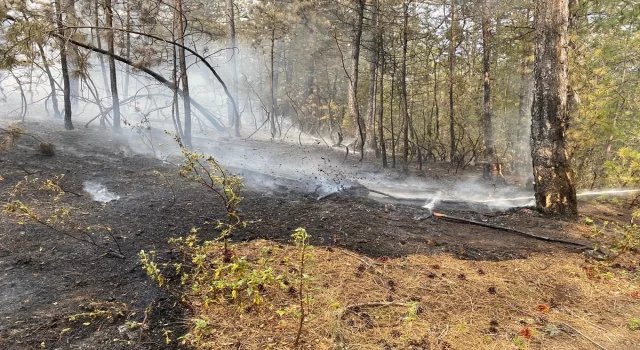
[[1, 0, 639, 189]]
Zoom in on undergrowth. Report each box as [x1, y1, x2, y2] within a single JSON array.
[[2, 174, 124, 258], [140, 136, 314, 347]]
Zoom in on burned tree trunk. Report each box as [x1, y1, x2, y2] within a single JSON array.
[[54, 0, 73, 130], [530, 0, 577, 217], [105, 0, 120, 131]]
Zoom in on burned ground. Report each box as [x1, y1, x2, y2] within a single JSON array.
[[0, 122, 635, 349]]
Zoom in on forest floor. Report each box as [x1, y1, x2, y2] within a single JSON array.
[[0, 120, 639, 349]]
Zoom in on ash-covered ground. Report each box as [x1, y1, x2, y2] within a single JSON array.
[[1, 121, 631, 349]]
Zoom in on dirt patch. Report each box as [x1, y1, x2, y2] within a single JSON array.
[[0, 121, 637, 349]]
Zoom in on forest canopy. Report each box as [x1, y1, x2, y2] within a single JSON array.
[[0, 0, 638, 190]]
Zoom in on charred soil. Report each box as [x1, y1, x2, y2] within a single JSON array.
[[0, 122, 637, 349]]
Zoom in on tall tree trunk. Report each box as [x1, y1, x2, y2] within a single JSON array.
[[54, 0, 74, 130], [530, 0, 577, 217], [378, 24, 387, 168], [105, 0, 120, 131], [123, 0, 131, 100], [515, 36, 533, 174], [390, 62, 396, 168], [66, 0, 79, 109], [269, 28, 278, 138], [94, 0, 110, 97], [172, 10, 184, 139], [401, 0, 410, 173], [37, 43, 61, 119], [481, 0, 494, 165], [433, 61, 439, 144], [227, 0, 240, 136], [448, 0, 456, 162], [175, 0, 192, 147], [349, 0, 366, 160], [593, 16, 629, 188], [365, 0, 380, 156]]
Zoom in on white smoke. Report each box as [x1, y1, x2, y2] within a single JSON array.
[[83, 181, 120, 203]]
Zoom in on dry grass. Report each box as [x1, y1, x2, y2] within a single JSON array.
[[179, 240, 640, 350]]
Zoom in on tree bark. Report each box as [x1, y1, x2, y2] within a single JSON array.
[[349, 0, 366, 160], [175, 0, 192, 147], [530, 0, 577, 217], [105, 0, 120, 131], [481, 0, 494, 165], [54, 0, 74, 130]]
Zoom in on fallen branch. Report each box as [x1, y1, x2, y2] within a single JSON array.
[[559, 323, 609, 350], [53, 34, 227, 132], [432, 211, 591, 248], [59, 25, 241, 132]]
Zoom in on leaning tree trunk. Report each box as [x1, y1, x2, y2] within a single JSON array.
[[54, 0, 73, 130], [58, 35, 227, 131], [349, 0, 366, 161], [175, 0, 192, 147], [481, 0, 494, 166], [105, 0, 120, 131], [530, 0, 577, 217]]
